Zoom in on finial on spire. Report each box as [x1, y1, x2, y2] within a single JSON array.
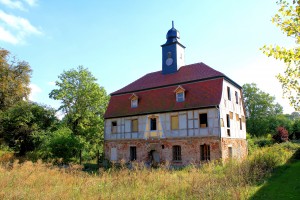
[[172, 21, 174, 28]]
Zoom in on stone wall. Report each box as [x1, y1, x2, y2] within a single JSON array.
[[220, 138, 248, 161], [104, 136, 223, 166]]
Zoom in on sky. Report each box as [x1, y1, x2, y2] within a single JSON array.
[[0, 0, 297, 114]]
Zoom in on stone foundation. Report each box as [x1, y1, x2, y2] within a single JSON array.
[[104, 137, 247, 166]]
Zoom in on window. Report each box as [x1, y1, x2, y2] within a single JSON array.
[[227, 86, 231, 100], [131, 119, 138, 132], [228, 147, 233, 158], [130, 146, 137, 161], [150, 118, 157, 131], [226, 114, 230, 137], [131, 99, 138, 108], [172, 145, 181, 161], [226, 114, 230, 128], [200, 144, 210, 161], [199, 113, 208, 128], [111, 121, 117, 133], [171, 115, 179, 130], [239, 118, 242, 130], [236, 113, 239, 121], [235, 91, 238, 104], [176, 92, 185, 102], [229, 111, 233, 119]]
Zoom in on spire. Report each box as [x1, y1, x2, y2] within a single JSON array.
[[172, 20, 174, 28]]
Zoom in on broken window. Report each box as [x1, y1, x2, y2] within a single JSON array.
[[172, 145, 182, 161], [227, 86, 231, 101], [111, 121, 117, 133], [171, 115, 179, 130], [131, 119, 138, 132], [235, 91, 238, 104], [130, 146, 137, 161], [200, 144, 210, 161], [150, 118, 157, 131], [239, 118, 242, 130], [226, 114, 231, 136], [199, 113, 208, 128]]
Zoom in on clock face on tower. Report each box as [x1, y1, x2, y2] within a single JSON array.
[[166, 58, 173, 66]]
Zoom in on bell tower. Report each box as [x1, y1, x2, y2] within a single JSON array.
[[161, 21, 186, 75]]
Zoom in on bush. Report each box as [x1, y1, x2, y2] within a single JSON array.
[[273, 126, 289, 143], [37, 127, 83, 163]]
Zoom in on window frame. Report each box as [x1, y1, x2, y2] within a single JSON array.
[[176, 92, 185, 102], [200, 144, 210, 161], [199, 113, 208, 128], [227, 86, 231, 101], [172, 145, 182, 161], [131, 119, 138, 132], [150, 117, 157, 131], [131, 99, 138, 108], [111, 121, 117, 134], [130, 146, 137, 161], [171, 115, 179, 130]]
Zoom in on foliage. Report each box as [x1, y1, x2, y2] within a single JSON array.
[[273, 126, 289, 143], [49, 66, 109, 159], [261, 0, 300, 110], [0, 49, 32, 111], [36, 127, 82, 163], [0, 142, 299, 199], [0, 101, 58, 155], [242, 83, 283, 136]]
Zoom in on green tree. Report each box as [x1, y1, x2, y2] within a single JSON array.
[[0, 49, 32, 111], [243, 83, 283, 136], [0, 101, 58, 155], [49, 66, 109, 159], [262, 0, 300, 111]]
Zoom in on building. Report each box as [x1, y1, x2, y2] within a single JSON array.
[[104, 22, 247, 166]]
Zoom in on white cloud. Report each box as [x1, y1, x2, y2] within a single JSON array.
[[0, 10, 41, 44], [29, 83, 42, 101], [0, 0, 37, 11], [0, 26, 18, 44], [0, 0, 25, 11]]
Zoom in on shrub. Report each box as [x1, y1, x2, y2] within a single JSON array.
[[273, 126, 289, 143]]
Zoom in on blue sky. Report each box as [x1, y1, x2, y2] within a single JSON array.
[[0, 0, 296, 114]]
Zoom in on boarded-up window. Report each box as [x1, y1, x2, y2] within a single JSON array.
[[111, 121, 117, 133], [227, 129, 231, 137], [111, 147, 117, 161], [228, 147, 233, 158], [200, 144, 210, 161], [236, 114, 239, 121], [199, 113, 208, 128], [130, 146, 137, 161], [150, 118, 157, 131], [171, 115, 179, 130], [242, 116, 246, 123], [229, 112, 233, 119], [227, 86, 231, 100], [131, 119, 138, 132], [172, 145, 181, 161]]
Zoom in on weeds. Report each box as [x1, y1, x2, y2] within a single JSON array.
[[0, 142, 299, 199]]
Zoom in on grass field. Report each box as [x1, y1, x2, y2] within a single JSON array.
[[0, 142, 299, 199], [251, 160, 300, 200]]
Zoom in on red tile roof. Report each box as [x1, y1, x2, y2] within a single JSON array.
[[104, 78, 223, 119], [112, 62, 224, 95]]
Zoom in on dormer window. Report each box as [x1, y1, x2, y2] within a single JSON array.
[[174, 85, 186, 102], [129, 93, 138, 108]]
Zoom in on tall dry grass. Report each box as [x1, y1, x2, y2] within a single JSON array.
[[0, 142, 299, 200]]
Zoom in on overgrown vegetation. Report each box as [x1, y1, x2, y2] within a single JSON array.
[[0, 142, 299, 199]]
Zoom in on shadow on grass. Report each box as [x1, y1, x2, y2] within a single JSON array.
[[250, 148, 300, 200]]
